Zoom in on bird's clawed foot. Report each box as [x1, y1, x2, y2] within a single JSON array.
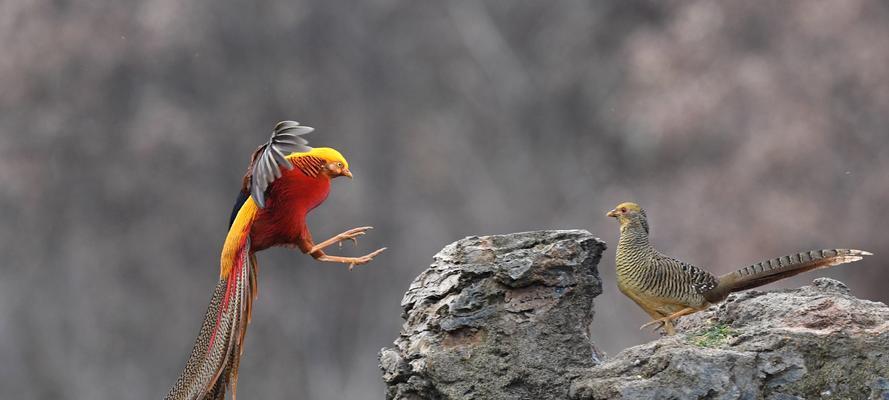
[[311, 226, 386, 270], [334, 226, 373, 248], [311, 226, 374, 253], [640, 318, 676, 335], [640, 307, 697, 335], [345, 247, 387, 270], [316, 248, 387, 270]]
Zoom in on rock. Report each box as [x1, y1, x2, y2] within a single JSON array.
[[570, 277, 889, 400], [379, 230, 606, 400], [381, 231, 889, 400]]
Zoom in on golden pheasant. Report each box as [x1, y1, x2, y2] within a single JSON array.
[[166, 121, 386, 400], [607, 202, 871, 335]]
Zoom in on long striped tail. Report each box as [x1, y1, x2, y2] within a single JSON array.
[[704, 248, 872, 303], [166, 242, 257, 400]]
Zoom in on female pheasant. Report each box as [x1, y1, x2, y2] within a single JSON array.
[[607, 202, 871, 335], [166, 121, 386, 400]]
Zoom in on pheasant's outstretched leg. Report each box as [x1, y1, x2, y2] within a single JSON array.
[[303, 226, 386, 270], [639, 307, 697, 335], [310, 226, 374, 253], [315, 248, 387, 270]]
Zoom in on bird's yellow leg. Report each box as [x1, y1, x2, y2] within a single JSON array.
[[659, 320, 676, 335], [314, 248, 387, 270], [309, 226, 374, 253], [619, 287, 678, 334], [639, 307, 697, 334]]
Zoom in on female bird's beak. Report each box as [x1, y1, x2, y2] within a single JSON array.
[[342, 168, 353, 179], [606, 209, 618, 218]]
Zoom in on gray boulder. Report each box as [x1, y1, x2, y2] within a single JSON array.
[[380, 230, 606, 400], [571, 277, 889, 400]]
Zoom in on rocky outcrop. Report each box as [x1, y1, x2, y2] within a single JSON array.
[[379, 230, 606, 400], [571, 278, 889, 400], [380, 231, 889, 400]]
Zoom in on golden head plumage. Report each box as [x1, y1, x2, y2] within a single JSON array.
[[607, 201, 643, 223], [606, 202, 649, 233], [289, 147, 352, 178], [293, 147, 349, 169]]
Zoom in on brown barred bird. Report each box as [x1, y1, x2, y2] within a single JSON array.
[[607, 202, 871, 335], [165, 121, 386, 400]]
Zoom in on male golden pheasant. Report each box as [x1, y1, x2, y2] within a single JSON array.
[[166, 121, 386, 400], [607, 202, 871, 335]]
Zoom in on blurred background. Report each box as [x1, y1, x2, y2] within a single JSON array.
[[3, 0, 889, 398]]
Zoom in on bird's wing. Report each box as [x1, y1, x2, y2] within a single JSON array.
[[651, 253, 719, 296], [166, 225, 258, 400], [249, 121, 315, 208]]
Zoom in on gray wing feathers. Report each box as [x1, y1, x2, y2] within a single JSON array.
[[250, 121, 315, 208]]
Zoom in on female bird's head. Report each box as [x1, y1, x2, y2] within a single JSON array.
[[606, 202, 649, 233], [306, 147, 352, 179]]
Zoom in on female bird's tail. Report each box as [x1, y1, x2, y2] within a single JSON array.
[[705, 248, 871, 303], [166, 240, 257, 400]]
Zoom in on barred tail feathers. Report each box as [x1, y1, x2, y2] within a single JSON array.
[[705, 249, 871, 303]]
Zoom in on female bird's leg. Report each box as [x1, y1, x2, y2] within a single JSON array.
[[640, 318, 676, 334], [639, 307, 697, 334], [309, 226, 374, 253], [314, 247, 387, 270]]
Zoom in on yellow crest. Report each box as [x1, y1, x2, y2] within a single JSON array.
[[288, 147, 349, 170], [613, 202, 643, 212]]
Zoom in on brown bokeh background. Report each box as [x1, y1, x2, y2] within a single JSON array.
[[2, 1, 888, 398]]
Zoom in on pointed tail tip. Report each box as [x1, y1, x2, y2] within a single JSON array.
[[853, 249, 873, 256]]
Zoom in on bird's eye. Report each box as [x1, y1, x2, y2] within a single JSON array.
[[620, 207, 627, 213], [337, 162, 343, 168]]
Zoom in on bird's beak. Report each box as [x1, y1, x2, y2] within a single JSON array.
[[606, 209, 618, 218], [342, 168, 353, 179]]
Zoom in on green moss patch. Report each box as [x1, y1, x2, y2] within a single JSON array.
[[688, 324, 736, 348]]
